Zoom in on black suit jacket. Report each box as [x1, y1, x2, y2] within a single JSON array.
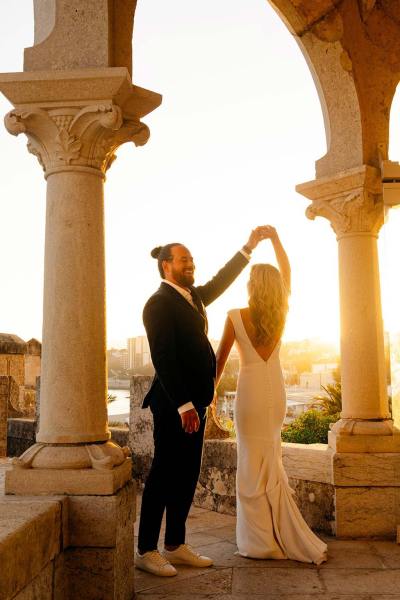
[[142, 251, 249, 412]]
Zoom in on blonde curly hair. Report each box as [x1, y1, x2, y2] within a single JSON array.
[[248, 264, 289, 345]]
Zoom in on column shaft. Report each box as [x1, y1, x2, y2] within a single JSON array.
[[338, 233, 389, 420], [37, 170, 109, 443]]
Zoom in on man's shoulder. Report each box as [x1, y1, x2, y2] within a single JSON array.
[[144, 284, 173, 311]]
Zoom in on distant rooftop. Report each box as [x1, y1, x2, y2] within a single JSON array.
[[0, 333, 27, 355]]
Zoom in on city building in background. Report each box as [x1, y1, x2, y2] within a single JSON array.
[[127, 336, 152, 370], [299, 361, 339, 390], [107, 348, 129, 373]]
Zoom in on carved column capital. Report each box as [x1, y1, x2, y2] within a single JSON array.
[[5, 102, 149, 178], [297, 165, 384, 238]]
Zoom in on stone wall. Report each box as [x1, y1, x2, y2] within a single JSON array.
[[0, 376, 25, 457], [0, 481, 136, 600], [7, 418, 36, 457], [0, 377, 7, 457], [0, 497, 65, 600], [129, 375, 153, 486], [0, 339, 40, 419], [6, 419, 128, 458], [25, 355, 41, 388], [194, 439, 335, 534], [0, 354, 24, 387]]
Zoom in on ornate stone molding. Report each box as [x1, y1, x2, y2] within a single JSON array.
[[305, 189, 384, 236], [297, 165, 384, 237], [11, 440, 131, 471], [5, 102, 149, 178]]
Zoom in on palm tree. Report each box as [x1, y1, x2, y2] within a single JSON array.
[[312, 370, 342, 418]]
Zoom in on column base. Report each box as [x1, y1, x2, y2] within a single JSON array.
[[5, 457, 132, 496], [6, 441, 132, 495], [9, 440, 131, 469], [328, 418, 400, 452]]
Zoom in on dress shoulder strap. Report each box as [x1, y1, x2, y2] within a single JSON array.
[[227, 308, 241, 333]]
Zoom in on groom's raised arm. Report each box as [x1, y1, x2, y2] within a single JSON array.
[[195, 251, 249, 307], [195, 226, 270, 306]]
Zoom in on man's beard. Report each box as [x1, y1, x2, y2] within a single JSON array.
[[172, 268, 195, 288]]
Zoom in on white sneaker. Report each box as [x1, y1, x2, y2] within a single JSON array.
[[163, 544, 213, 567], [135, 550, 177, 577]]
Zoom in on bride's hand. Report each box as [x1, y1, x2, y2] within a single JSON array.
[[245, 225, 277, 250], [261, 225, 278, 241]]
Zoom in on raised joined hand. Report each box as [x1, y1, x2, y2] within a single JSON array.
[[246, 225, 278, 250]]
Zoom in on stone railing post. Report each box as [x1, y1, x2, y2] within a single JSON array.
[[297, 165, 400, 453]]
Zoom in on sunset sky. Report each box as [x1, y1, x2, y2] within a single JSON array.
[[0, 1, 400, 349]]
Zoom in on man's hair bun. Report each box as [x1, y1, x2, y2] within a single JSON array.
[[151, 246, 162, 259]]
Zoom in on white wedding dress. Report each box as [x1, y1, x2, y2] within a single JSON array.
[[228, 309, 327, 564]]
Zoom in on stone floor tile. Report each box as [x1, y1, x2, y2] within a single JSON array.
[[369, 540, 400, 568], [204, 524, 237, 543], [216, 596, 400, 600], [136, 596, 219, 600], [195, 539, 315, 569], [134, 564, 214, 592], [186, 530, 225, 548], [320, 568, 400, 594], [232, 567, 324, 595], [137, 594, 400, 600], [319, 540, 385, 569], [185, 510, 236, 533], [134, 531, 225, 552], [0, 458, 10, 495], [138, 567, 232, 596]]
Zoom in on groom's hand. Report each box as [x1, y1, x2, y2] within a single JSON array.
[[181, 408, 200, 434], [245, 225, 270, 251]]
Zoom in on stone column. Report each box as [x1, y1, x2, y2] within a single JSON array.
[[297, 165, 400, 453], [0, 68, 161, 494], [297, 166, 400, 537]]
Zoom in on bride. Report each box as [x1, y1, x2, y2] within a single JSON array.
[[216, 226, 327, 564]]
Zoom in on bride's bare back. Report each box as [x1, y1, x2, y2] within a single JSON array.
[[239, 307, 281, 363]]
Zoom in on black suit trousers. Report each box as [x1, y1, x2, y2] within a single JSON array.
[[138, 402, 206, 553]]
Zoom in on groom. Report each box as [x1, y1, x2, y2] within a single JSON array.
[[136, 228, 266, 576]]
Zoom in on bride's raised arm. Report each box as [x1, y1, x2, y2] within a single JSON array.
[[215, 315, 235, 386], [267, 226, 291, 293]]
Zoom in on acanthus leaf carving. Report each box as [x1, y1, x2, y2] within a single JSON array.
[[55, 128, 82, 164], [27, 141, 45, 172], [4, 102, 151, 177], [306, 188, 384, 236]]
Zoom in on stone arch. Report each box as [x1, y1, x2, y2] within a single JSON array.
[[268, 1, 400, 178], [388, 81, 400, 160]]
